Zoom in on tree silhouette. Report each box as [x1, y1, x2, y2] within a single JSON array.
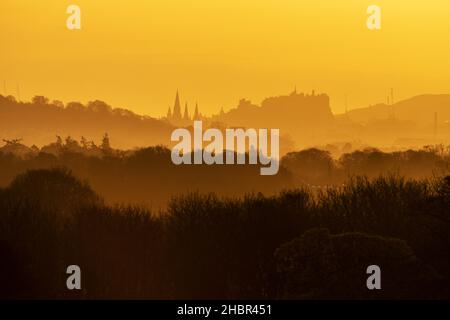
[[32, 95, 49, 105]]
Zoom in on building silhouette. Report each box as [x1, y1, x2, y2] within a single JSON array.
[[166, 91, 203, 126]]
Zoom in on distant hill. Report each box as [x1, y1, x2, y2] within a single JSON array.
[[0, 95, 174, 149], [346, 94, 450, 125]]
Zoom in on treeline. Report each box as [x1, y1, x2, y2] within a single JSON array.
[[0, 94, 173, 149], [0, 169, 449, 299], [0, 144, 449, 207], [283, 145, 450, 184], [0, 145, 291, 208]]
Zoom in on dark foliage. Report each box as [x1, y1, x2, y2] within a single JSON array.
[[0, 169, 449, 299], [0, 145, 449, 209]]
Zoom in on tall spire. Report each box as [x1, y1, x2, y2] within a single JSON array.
[[345, 94, 348, 114], [434, 112, 438, 140], [172, 90, 182, 120], [183, 102, 190, 121], [193, 102, 200, 120]]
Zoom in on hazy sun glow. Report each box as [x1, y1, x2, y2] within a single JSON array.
[[1, 0, 450, 116]]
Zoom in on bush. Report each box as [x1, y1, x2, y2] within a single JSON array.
[[275, 228, 442, 299]]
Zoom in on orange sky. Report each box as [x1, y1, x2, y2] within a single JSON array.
[[1, 0, 450, 117]]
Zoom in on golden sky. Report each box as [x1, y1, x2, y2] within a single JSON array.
[[1, 0, 450, 117]]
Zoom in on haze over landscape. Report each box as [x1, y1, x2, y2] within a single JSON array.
[[1, 90, 449, 151], [1, 0, 450, 116], [1, 1, 450, 301]]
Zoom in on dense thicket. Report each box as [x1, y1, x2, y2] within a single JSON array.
[[1, 145, 448, 207], [1, 169, 449, 299]]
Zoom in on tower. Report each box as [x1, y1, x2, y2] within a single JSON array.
[[193, 102, 200, 120], [434, 112, 438, 140], [345, 94, 348, 114], [172, 90, 182, 120], [183, 102, 190, 121], [167, 106, 172, 119], [388, 88, 395, 119]]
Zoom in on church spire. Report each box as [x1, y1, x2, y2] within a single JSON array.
[[167, 106, 172, 119], [193, 102, 200, 120], [183, 102, 190, 121], [172, 90, 182, 120]]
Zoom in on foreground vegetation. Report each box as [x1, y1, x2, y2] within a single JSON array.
[[1, 169, 449, 299], [1, 144, 449, 207]]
